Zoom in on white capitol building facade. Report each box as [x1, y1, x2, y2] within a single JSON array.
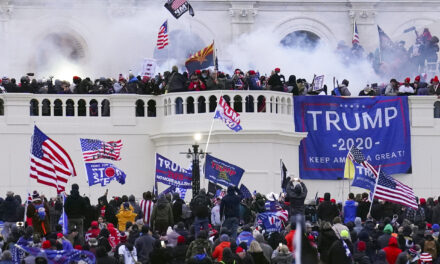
[[0, 92, 439, 203], [0, 0, 440, 201], [1, 0, 440, 76]]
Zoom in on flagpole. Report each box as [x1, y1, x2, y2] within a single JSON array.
[[368, 165, 381, 217]]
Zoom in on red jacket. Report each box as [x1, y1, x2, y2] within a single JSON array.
[[383, 237, 402, 264], [212, 241, 230, 261], [188, 81, 206, 91], [285, 230, 296, 252]]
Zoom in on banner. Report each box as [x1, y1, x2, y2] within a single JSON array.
[[294, 96, 411, 180], [204, 154, 244, 187], [312, 75, 324, 91], [155, 153, 192, 189], [85, 163, 126, 187], [256, 212, 283, 233], [141, 58, 157, 78]]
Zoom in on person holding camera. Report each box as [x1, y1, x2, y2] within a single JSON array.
[[220, 186, 243, 240]]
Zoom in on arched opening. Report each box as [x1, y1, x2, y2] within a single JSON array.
[[435, 101, 440, 118], [30, 99, 39, 116], [167, 98, 171, 115], [0, 99, 3, 116], [198, 96, 206, 113], [287, 98, 292, 115], [280, 30, 321, 50], [223, 95, 231, 106], [101, 99, 110, 117], [78, 99, 86, 116], [209, 96, 217, 112], [31, 32, 87, 79], [257, 95, 266, 112], [281, 97, 286, 114], [245, 95, 254, 113], [186, 96, 195, 114], [89, 99, 98, 116], [136, 100, 145, 117], [147, 100, 156, 117], [42, 99, 51, 116], [66, 99, 75, 116], [175, 97, 183, 114], [233, 95, 242, 112], [275, 97, 280, 114], [54, 99, 63, 116]]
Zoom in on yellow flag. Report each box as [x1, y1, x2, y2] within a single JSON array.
[[344, 155, 355, 179]]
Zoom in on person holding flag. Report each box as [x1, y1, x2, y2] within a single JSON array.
[[285, 178, 308, 218], [26, 191, 50, 237]]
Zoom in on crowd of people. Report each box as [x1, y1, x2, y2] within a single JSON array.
[[0, 179, 438, 263]]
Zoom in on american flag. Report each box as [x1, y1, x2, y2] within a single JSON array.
[[13, 244, 95, 264], [171, 0, 187, 10], [374, 170, 418, 209], [80, 138, 122, 162], [348, 146, 378, 177], [157, 20, 169, 50], [352, 20, 360, 44], [30, 126, 76, 193]]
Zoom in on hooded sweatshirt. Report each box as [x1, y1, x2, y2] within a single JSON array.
[[354, 217, 363, 234], [343, 200, 358, 224], [383, 237, 402, 264]]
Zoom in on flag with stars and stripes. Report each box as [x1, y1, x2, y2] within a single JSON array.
[[80, 138, 122, 162], [373, 170, 418, 209], [13, 244, 95, 264], [164, 0, 194, 19], [352, 20, 360, 45], [30, 126, 77, 193], [345, 146, 378, 179], [156, 20, 169, 50]]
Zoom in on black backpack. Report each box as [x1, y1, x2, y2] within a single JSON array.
[[191, 195, 208, 217]]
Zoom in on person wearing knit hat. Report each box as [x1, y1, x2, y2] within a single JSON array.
[[327, 229, 353, 264], [212, 234, 231, 262], [383, 236, 402, 264], [398, 77, 415, 95], [377, 224, 394, 249], [267, 68, 284, 92], [42, 240, 52, 249], [429, 75, 440, 95], [353, 241, 370, 264]]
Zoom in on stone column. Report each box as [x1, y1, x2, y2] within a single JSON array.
[[348, 1, 378, 52], [229, 2, 258, 41]]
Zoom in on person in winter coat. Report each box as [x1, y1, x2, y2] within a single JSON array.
[[116, 202, 137, 232], [374, 250, 388, 264], [248, 240, 269, 264], [431, 196, 440, 224], [327, 230, 354, 264], [383, 236, 402, 264], [172, 192, 184, 224], [356, 193, 371, 221], [251, 193, 266, 214], [220, 186, 242, 240], [166, 66, 187, 93], [268, 68, 284, 92], [149, 239, 173, 264], [188, 74, 206, 91], [96, 246, 118, 264], [97, 192, 118, 226], [151, 194, 173, 235], [271, 244, 293, 264], [353, 241, 371, 264], [186, 230, 212, 260], [85, 221, 100, 242], [332, 217, 350, 241], [65, 184, 88, 237], [190, 189, 212, 238], [318, 193, 339, 223], [343, 193, 358, 224], [172, 236, 187, 264], [134, 225, 155, 264], [318, 222, 339, 264], [128, 195, 141, 217], [236, 225, 254, 249], [285, 178, 308, 217], [1, 191, 19, 240], [354, 217, 363, 235], [377, 224, 393, 249], [97, 228, 112, 253], [212, 234, 232, 262], [254, 233, 273, 262], [26, 191, 50, 237], [332, 79, 351, 96]]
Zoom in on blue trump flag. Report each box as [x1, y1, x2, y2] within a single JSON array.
[[239, 184, 252, 199], [204, 154, 244, 187], [85, 163, 126, 187], [294, 96, 411, 180], [155, 153, 192, 189]]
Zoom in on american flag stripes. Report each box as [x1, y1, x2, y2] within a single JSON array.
[[139, 199, 154, 226], [157, 20, 169, 50], [30, 126, 76, 193], [347, 146, 378, 177], [352, 20, 359, 45], [80, 138, 122, 162], [374, 170, 418, 210]]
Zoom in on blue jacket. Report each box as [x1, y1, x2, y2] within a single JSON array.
[[343, 200, 358, 223], [220, 187, 242, 219]]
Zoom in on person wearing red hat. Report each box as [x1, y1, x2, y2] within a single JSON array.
[[429, 76, 440, 95], [353, 241, 370, 264], [268, 68, 285, 92], [188, 73, 206, 92], [232, 69, 246, 90], [85, 221, 101, 242], [398, 77, 415, 95]]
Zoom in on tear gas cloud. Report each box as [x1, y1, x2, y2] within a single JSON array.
[[1, 2, 380, 94]]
